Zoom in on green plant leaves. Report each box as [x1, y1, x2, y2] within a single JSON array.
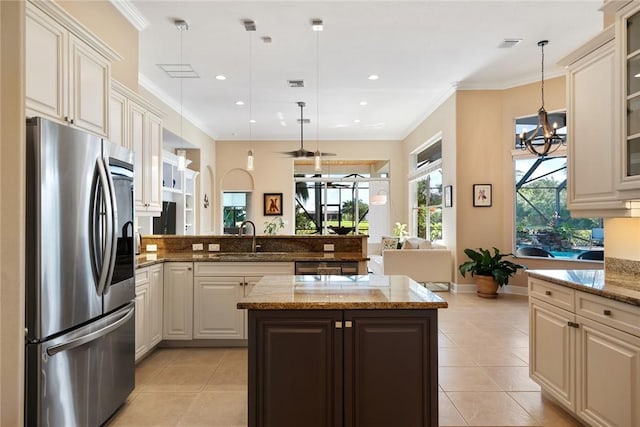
[[458, 247, 526, 287]]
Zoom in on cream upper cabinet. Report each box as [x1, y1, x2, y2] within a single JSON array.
[[110, 80, 163, 214], [109, 88, 127, 148], [560, 27, 631, 217], [25, 1, 119, 137]]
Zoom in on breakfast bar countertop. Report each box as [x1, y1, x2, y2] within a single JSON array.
[[527, 269, 640, 306], [236, 274, 449, 310], [136, 251, 368, 269]]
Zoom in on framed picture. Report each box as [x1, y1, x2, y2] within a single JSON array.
[[444, 185, 453, 208], [264, 193, 283, 216], [473, 184, 492, 207]]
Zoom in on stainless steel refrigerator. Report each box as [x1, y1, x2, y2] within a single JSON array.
[[25, 117, 136, 426]]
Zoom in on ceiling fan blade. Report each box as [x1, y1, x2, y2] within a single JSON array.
[[320, 152, 337, 156]]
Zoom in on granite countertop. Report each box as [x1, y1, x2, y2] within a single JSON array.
[[528, 269, 640, 306], [136, 251, 368, 269], [236, 274, 449, 310]]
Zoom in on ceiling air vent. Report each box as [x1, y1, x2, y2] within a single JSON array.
[[157, 63, 200, 78], [287, 80, 305, 88], [498, 38, 523, 49]]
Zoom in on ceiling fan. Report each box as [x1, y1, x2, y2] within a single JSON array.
[[280, 101, 336, 158]]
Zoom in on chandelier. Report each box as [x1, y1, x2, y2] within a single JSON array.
[[519, 40, 565, 157]]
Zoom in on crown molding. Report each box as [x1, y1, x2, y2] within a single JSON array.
[[109, 0, 149, 31]]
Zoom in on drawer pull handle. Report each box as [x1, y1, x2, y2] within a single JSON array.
[[603, 309, 612, 316], [545, 290, 552, 296], [567, 321, 580, 328]]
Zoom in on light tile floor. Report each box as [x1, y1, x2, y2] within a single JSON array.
[[107, 292, 584, 426]]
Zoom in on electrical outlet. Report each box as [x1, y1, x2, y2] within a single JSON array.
[[208, 243, 220, 252], [146, 244, 158, 252], [192, 243, 204, 251], [324, 244, 335, 252]]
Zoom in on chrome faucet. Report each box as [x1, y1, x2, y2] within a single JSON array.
[[239, 220, 258, 252]]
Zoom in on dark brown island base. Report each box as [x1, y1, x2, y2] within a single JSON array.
[[237, 274, 448, 427]]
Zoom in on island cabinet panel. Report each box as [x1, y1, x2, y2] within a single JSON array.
[[250, 310, 343, 427], [343, 310, 438, 427], [248, 309, 438, 427]]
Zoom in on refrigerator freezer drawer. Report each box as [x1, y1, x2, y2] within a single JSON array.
[[25, 302, 135, 427]]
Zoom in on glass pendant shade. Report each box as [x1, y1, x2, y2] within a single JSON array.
[[314, 150, 321, 171], [176, 149, 187, 171], [246, 149, 254, 171]]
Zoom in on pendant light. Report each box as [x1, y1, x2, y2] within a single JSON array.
[[245, 19, 256, 171], [313, 19, 323, 172], [519, 40, 565, 157]]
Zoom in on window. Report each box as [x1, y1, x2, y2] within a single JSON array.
[[294, 174, 374, 235], [294, 160, 389, 238], [410, 138, 442, 241], [514, 113, 603, 260], [222, 192, 250, 235]]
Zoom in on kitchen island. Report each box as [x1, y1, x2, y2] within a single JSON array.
[[237, 274, 448, 427]]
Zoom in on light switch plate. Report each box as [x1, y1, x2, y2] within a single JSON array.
[[192, 243, 204, 251], [208, 243, 220, 252], [146, 244, 158, 252], [324, 244, 335, 252]]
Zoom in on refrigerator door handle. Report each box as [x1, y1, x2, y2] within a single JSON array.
[[103, 157, 118, 293], [45, 305, 134, 357], [95, 158, 114, 296]]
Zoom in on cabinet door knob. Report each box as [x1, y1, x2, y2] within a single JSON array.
[[335, 321, 343, 329], [603, 309, 612, 316], [545, 290, 552, 296], [187, 267, 192, 271]]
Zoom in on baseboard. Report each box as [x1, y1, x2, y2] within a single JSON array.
[[449, 283, 529, 296], [500, 285, 529, 296], [450, 283, 476, 293]]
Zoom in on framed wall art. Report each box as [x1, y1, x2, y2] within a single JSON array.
[[264, 193, 283, 216], [473, 184, 492, 207], [444, 185, 453, 208]]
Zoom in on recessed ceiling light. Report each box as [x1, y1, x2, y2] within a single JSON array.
[[249, 119, 256, 124], [635, 73, 640, 78], [215, 75, 226, 80], [235, 100, 245, 106], [359, 101, 368, 106], [353, 119, 361, 123], [368, 74, 379, 80]]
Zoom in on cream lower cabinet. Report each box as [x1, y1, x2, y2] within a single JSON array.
[[529, 297, 576, 410], [134, 264, 163, 362], [163, 262, 194, 340], [25, 1, 119, 137], [529, 278, 640, 426], [193, 262, 294, 340]]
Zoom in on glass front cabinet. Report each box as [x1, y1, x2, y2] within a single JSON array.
[[619, 3, 640, 194]]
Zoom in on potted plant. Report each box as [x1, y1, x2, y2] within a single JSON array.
[[458, 247, 525, 298]]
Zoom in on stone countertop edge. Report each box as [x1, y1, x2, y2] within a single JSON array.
[[236, 275, 449, 310], [527, 270, 640, 307], [135, 251, 369, 269]]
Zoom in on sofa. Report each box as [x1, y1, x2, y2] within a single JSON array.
[[368, 237, 453, 284]]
